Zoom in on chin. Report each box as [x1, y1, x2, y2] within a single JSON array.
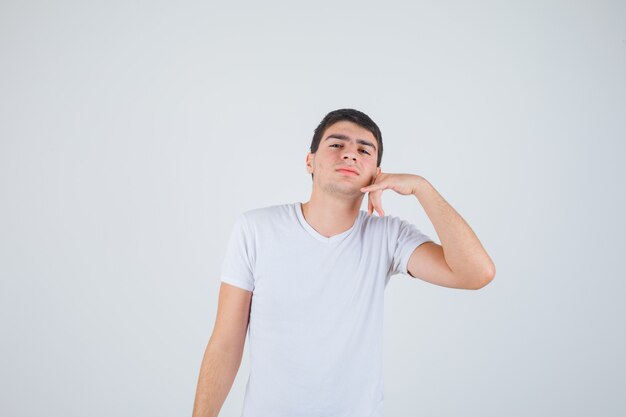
[[322, 183, 358, 195]]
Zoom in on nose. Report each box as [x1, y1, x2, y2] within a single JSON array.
[[341, 145, 358, 162]]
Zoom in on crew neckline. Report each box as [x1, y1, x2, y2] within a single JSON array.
[[295, 202, 363, 243]]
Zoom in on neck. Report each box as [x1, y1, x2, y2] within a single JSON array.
[[301, 193, 364, 238]]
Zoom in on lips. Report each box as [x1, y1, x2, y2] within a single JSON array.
[[336, 166, 359, 175]]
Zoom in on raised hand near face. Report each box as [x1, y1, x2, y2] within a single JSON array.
[[360, 173, 424, 217]]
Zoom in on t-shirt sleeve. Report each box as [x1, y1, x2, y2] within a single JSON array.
[[220, 213, 256, 292], [388, 216, 434, 277]]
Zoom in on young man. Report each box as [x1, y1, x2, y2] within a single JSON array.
[[192, 108, 496, 417]]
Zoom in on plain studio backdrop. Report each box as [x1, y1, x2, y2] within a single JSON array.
[[1, 1, 624, 416]]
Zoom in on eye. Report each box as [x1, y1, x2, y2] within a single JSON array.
[[329, 144, 370, 155]]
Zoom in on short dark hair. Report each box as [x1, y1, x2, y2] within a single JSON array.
[[308, 108, 383, 180]]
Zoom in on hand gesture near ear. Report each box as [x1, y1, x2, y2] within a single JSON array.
[[360, 173, 424, 217]]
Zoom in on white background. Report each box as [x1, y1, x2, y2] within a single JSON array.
[[1, 1, 625, 416]]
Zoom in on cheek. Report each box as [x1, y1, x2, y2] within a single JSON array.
[[364, 161, 377, 173], [317, 155, 334, 169]]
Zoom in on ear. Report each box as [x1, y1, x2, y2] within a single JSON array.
[[306, 153, 315, 174], [376, 166, 381, 176]]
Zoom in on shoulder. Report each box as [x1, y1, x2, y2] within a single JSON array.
[[241, 202, 293, 218], [360, 213, 426, 245], [360, 211, 403, 231], [240, 202, 295, 227]]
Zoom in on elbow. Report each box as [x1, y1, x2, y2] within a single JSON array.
[[466, 264, 496, 290]]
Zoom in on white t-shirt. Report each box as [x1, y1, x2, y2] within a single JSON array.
[[220, 202, 434, 417]]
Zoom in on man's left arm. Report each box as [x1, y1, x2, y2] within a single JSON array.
[[408, 176, 496, 290], [360, 174, 496, 290]]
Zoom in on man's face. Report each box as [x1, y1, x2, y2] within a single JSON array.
[[306, 120, 382, 198]]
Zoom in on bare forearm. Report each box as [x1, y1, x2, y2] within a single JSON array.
[[412, 177, 495, 281], [192, 341, 244, 417]]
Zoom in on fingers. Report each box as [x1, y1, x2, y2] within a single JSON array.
[[374, 192, 385, 217], [362, 181, 387, 217], [361, 183, 385, 193], [366, 190, 385, 217]]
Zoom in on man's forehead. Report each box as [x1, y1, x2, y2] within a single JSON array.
[[323, 121, 378, 146]]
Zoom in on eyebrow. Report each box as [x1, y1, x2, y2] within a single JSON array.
[[324, 134, 377, 152]]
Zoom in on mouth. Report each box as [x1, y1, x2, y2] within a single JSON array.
[[336, 169, 359, 176]]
